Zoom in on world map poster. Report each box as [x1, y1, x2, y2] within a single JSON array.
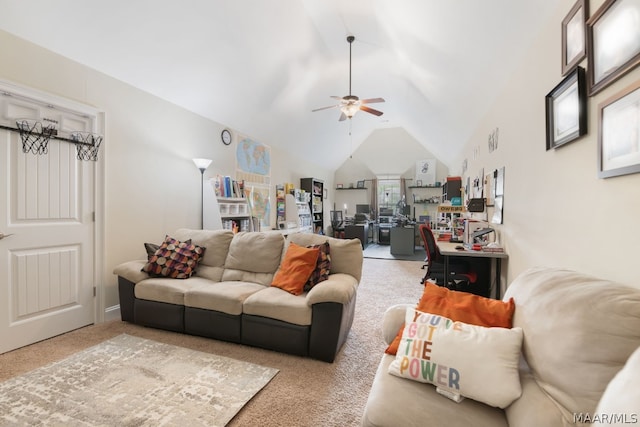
[[236, 136, 271, 229]]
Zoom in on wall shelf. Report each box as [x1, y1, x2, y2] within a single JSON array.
[[336, 187, 367, 190], [408, 185, 440, 189]]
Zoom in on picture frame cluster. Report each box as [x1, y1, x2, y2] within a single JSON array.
[[547, 0, 640, 179]]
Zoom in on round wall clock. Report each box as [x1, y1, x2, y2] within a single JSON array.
[[221, 129, 232, 145]]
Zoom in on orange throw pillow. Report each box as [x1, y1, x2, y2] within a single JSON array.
[[385, 282, 516, 355], [271, 242, 320, 296]]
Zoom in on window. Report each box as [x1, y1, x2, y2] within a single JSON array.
[[377, 177, 401, 216]]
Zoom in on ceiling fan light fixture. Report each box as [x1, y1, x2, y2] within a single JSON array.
[[341, 103, 360, 118]]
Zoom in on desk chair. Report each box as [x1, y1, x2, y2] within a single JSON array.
[[419, 223, 477, 289], [330, 210, 345, 238]]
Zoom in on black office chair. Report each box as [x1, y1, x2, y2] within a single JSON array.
[[330, 210, 345, 238], [419, 223, 477, 289]]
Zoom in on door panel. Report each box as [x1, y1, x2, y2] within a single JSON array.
[[0, 88, 97, 354]]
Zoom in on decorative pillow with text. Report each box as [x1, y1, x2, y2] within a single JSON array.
[[388, 308, 523, 409], [386, 282, 515, 355]]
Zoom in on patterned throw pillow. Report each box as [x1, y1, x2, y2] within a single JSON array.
[[144, 243, 160, 260], [144, 240, 191, 261], [142, 235, 205, 279], [305, 242, 331, 291]]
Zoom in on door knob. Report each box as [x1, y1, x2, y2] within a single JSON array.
[[0, 232, 13, 240]]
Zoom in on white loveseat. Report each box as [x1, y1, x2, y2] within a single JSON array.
[[362, 267, 640, 426]]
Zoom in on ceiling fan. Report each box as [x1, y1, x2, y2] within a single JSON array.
[[312, 35, 385, 121]]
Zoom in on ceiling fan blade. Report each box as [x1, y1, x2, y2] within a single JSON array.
[[361, 97, 385, 104], [360, 105, 384, 116], [330, 96, 343, 100], [312, 104, 339, 112], [338, 111, 348, 121]]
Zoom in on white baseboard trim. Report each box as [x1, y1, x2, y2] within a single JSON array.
[[104, 305, 121, 322]]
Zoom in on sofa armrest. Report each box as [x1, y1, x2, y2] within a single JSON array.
[[382, 304, 412, 345], [113, 260, 149, 284], [306, 273, 358, 306]]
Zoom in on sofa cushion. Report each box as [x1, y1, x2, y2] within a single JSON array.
[[172, 228, 233, 268], [505, 371, 571, 427], [184, 281, 266, 315], [287, 233, 363, 282], [113, 260, 149, 284], [388, 308, 523, 409], [222, 232, 285, 285], [243, 287, 312, 326], [305, 273, 358, 305], [362, 354, 508, 427], [134, 276, 212, 305], [593, 345, 640, 426], [503, 267, 640, 426], [305, 242, 331, 291], [141, 235, 205, 279]]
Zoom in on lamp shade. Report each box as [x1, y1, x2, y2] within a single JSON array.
[[340, 103, 360, 119], [192, 158, 212, 172]]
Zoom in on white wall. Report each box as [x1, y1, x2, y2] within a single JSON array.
[[0, 30, 332, 311], [452, 0, 640, 287], [333, 127, 449, 217]]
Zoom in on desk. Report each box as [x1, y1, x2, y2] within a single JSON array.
[[436, 241, 508, 299], [345, 223, 371, 249], [390, 226, 415, 255]]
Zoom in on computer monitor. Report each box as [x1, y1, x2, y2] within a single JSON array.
[[356, 204, 370, 214]]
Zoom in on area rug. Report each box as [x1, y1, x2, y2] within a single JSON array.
[[363, 243, 426, 262], [0, 334, 278, 426]]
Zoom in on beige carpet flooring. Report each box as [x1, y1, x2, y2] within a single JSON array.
[[0, 258, 424, 427]]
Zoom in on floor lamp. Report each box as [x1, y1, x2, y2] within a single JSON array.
[[193, 158, 212, 229]]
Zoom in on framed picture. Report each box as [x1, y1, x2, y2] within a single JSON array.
[[545, 66, 588, 150], [562, 0, 588, 76], [484, 173, 495, 207], [415, 180, 423, 187], [597, 80, 640, 178], [356, 180, 365, 189], [587, 0, 640, 95], [415, 159, 436, 186], [336, 184, 343, 189]]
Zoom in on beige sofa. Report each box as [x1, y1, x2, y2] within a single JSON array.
[[362, 267, 640, 426], [114, 228, 363, 362]]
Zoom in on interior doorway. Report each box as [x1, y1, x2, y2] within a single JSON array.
[[0, 81, 104, 354]]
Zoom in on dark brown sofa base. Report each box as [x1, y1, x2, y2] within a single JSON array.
[[117, 276, 355, 362]]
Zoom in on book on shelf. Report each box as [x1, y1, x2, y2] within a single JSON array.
[[214, 175, 246, 198]]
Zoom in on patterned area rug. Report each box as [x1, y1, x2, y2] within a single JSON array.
[[0, 334, 278, 426]]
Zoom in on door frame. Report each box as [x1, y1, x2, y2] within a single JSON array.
[[0, 78, 105, 325]]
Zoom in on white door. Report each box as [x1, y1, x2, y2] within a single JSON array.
[[0, 87, 98, 354]]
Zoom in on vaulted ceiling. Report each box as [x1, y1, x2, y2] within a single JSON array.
[[0, 0, 558, 170]]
